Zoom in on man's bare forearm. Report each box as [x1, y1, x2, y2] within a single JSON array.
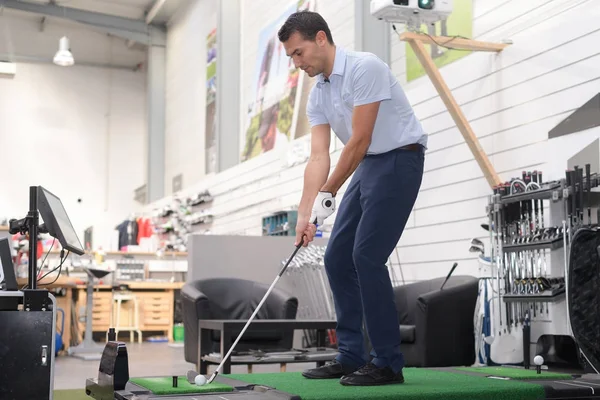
[[298, 154, 330, 220], [321, 136, 370, 196]]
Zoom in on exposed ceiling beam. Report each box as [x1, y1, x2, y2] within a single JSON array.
[[1, 0, 166, 46], [145, 0, 166, 24]]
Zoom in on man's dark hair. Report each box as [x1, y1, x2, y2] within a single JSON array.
[[278, 10, 334, 44]]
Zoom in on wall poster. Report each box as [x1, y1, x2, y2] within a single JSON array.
[[205, 27, 218, 173], [241, 0, 315, 162], [405, 0, 473, 82]]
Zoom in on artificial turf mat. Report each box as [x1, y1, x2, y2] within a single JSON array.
[[54, 390, 88, 400], [129, 376, 234, 394], [226, 369, 547, 400], [455, 366, 573, 380]]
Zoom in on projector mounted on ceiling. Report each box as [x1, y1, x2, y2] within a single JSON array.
[[370, 0, 453, 30]]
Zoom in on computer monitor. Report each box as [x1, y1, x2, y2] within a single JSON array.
[[37, 186, 85, 256], [0, 238, 18, 291]]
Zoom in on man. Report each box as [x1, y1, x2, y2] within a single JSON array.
[[278, 10, 427, 386]]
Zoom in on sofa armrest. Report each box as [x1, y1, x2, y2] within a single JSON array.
[[279, 297, 299, 319], [262, 287, 298, 320], [181, 283, 212, 365], [414, 280, 478, 367]]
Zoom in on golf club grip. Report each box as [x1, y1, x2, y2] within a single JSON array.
[[440, 262, 458, 290], [586, 164, 591, 224], [579, 168, 584, 223], [295, 217, 320, 249]]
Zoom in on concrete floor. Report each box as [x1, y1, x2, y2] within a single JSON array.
[[54, 342, 317, 390]]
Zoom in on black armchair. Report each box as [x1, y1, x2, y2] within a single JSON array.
[[181, 277, 299, 365], [393, 275, 479, 367]]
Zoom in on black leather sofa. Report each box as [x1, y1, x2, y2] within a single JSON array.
[[391, 275, 479, 367], [181, 277, 299, 366]]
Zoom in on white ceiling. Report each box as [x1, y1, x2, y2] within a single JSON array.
[[19, 0, 183, 24], [0, 0, 187, 69]]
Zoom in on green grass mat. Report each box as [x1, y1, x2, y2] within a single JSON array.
[[53, 390, 87, 400], [226, 369, 547, 400], [129, 376, 234, 395], [455, 366, 573, 380]]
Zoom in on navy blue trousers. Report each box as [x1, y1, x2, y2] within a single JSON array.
[[324, 145, 424, 373]]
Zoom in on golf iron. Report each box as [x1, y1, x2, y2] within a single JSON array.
[[206, 219, 317, 384]]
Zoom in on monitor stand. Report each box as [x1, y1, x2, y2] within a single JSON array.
[[68, 267, 112, 361]]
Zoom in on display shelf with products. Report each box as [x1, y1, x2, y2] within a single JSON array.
[[483, 164, 600, 370]]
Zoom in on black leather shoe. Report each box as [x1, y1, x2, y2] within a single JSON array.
[[302, 360, 360, 379], [339, 362, 405, 386]]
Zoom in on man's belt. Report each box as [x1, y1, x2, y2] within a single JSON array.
[[398, 143, 422, 152], [366, 143, 423, 157]]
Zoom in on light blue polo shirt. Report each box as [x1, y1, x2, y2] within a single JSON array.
[[306, 46, 427, 155]]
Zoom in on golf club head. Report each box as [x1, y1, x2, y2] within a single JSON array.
[[471, 238, 484, 247], [469, 245, 484, 254], [186, 370, 198, 384]]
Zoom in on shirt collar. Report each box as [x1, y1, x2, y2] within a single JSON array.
[[317, 46, 346, 86]]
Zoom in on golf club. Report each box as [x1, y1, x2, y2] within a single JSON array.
[[470, 238, 484, 247], [206, 218, 317, 384], [469, 244, 484, 254], [440, 262, 458, 290]]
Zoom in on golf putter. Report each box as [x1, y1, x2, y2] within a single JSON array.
[[206, 218, 318, 384]]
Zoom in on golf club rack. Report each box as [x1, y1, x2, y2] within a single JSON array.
[[484, 166, 600, 371], [283, 245, 337, 348]]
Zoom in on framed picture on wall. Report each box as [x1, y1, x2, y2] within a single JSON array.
[[241, 0, 315, 162]]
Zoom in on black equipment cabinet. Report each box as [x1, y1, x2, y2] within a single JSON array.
[[0, 290, 57, 400]]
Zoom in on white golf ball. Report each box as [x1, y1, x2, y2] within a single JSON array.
[[534, 355, 544, 366], [195, 374, 207, 386]]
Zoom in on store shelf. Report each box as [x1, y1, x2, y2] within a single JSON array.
[[503, 287, 565, 303], [45, 250, 188, 258], [502, 236, 564, 252], [499, 182, 563, 204]]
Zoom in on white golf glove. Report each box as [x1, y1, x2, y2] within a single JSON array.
[[310, 191, 335, 226]]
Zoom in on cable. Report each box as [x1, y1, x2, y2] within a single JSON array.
[[392, 23, 473, 52], [20, 239, 56, 290], [38, 250, 70, 286], [510, 179, 527, 194], [37, 237, 56, 279]]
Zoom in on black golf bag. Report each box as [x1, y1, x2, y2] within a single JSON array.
[[567, 226, 600, 373]]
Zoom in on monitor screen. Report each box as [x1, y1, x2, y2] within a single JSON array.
[[0, 238, 17, 291], [38, 186, 85, 256]]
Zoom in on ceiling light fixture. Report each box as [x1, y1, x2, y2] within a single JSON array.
[[53, 36, 74, 67]]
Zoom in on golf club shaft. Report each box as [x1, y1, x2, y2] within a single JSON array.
[[208, 220, 316, 383]]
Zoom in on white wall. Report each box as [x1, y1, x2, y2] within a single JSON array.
[[156, 0, 352, 231], [0, 12, 147, 250], [158, 0, 600, 283], [164, 0, 218, 195], [387, 0, 600, 280]]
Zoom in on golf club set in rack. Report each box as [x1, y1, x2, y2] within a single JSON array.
[[484, 164, 600, 367], [283, 245, 337, 347], [282, 244, 404, 349]]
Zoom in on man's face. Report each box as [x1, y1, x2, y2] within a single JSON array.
[[282, 31, 326, 77]]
